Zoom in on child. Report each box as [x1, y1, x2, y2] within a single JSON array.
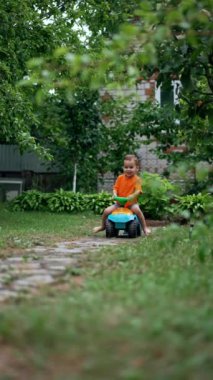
[[93, 154, 151, 236]]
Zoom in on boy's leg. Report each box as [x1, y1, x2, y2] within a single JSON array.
[[130, 204, 151, 236], [93, 204, 118, 233]]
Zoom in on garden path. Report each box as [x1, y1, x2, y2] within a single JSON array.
[[0, 221, 164, 303], [0, 236, 128, 303]]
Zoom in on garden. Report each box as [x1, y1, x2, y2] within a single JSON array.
[[0, 171, 212, 379]]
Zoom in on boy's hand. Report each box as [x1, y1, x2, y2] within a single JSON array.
[[113, 194, 121, 205], [127, 191, 140, 201]]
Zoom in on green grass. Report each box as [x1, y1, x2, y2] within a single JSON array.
[[0, 203, 100, 250], [0, 204, 212, 379]]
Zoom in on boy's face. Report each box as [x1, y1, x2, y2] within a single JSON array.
[[123, 159, 138, 178]]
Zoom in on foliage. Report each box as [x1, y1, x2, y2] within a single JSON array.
[[37, 89, 150, 190], [139, 171, 176, 219], [47, 189, 86, 213], [37, 87, 105, 192], [0, 0, 81, 152], [186, 164, 213, 194], [98, 97, 145, 177], [1, 0, 212, 178], [11, 190, 48, 211], [10, 190, 113, 215], [131, 99, 213, 166], [0, 0, 212, 196], [10, 182, 174, 218], [74, 0, 142, 45], [10, 186, 212, 224], [172, 193, 212, 219], [143, 0, 212, 149], [24, 0, 212, 166], [85, 192, 113, 215]]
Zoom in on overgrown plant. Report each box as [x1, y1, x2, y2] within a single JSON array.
[[10, 176, 176, 218], [10, 183, 211, 221], [139, 172, 176, 219], [11, 190, 48, 211], [10, 190, 113, 215], [85, 192, 113, 215], [172, 193, 212, 219], [46, 189, 86, 213]]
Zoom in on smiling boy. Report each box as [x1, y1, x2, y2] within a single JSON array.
[[93, 154, 151, 236]]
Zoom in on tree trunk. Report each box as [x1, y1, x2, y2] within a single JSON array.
[[72, 163, 77, 192]]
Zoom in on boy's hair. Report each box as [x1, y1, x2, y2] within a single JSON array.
[[124, 154, 140, 170]]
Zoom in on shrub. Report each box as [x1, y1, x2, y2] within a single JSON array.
[[172, 193, 212, 219], [11, 190, 48, 211], [139, 172, 176, 219], [10, 189, 113, 215], [85, 192, 113, 214], [46, 189, 85, 213]]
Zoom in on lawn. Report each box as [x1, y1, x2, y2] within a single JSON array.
[[0, 203, 100, 251], [0, 204, 212, 380]]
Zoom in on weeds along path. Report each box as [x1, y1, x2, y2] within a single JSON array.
[[0, 236, 129, 303]]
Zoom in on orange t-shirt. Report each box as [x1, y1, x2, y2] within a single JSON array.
[[113, 174, 142, 207]]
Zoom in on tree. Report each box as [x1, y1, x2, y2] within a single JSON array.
[[74, 0, 142, 46], [27, 0, 212, 167], [37, 87, 104, 192], [98, 96, 144, 177], [36, 87, 145, 192], [0, 0, 80, 155], [142, 0, 213, 164]]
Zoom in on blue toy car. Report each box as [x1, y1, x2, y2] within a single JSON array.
[[106, 196, 142, 238]]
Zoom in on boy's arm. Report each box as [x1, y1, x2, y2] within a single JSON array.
[[127, 189, 141, 201], [128, 178, 142, 200], [113, 176, 120, 197]]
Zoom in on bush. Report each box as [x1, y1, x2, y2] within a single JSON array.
[[47, 189, 85, 213], [11, 190, 48, 211], [10, 175, 177, 219], [171, 193, 212, 219], [139, 172, 176, 219], [9, 180, 213, 223], [85, 192, 113, 214], [10, 189, 113, 215]]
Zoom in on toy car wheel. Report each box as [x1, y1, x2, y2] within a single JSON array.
[[106, 219, 117, 238], [128, 219, 138, 238], [137, 223, 142, 237]]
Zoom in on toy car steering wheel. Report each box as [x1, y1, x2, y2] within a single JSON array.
[[114, 196, 129, 206]]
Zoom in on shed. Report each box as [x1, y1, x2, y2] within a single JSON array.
[[0, 145, 60, 199]]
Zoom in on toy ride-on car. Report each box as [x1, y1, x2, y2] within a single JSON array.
[[106, 196, 142, 238]]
